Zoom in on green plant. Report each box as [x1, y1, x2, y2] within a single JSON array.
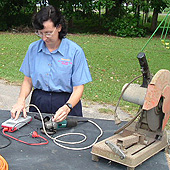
[[104, 16, 146, 37], [68, 15, 105, 34]]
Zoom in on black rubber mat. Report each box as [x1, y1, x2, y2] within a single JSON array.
[[0, 110, 169, 170]]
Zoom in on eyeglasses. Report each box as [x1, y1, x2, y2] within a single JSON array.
[[35, 27, 56, 38]]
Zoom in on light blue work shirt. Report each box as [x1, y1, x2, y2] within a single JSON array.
[[20, 38, 92, 93]]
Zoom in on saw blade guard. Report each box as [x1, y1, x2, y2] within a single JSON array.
[[143, 69, 170, 130], [122, 69, 170, 131]]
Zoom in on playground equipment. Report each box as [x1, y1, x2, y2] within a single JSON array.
[[161, 11, 170, 49], [141, 11, 170, 51]]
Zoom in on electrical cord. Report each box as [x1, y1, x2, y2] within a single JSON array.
[[17, 133, 44, 143], [114, 108, 143, 134], [114, 74, 143, 124], [0, 155, 8, 170], [113, 74, 145, 135], [2, 128, 48, 146], [1, 113, 48, 146], [0, 128, 11, 149], [53, 119, 103, 150], [27, 104, 103, 150]]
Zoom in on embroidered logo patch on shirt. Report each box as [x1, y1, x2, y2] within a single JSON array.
[[58, 58, 73, 65]]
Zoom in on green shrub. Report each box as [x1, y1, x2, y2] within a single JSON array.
[[104, 16, 146, 37], [68, 16, 105, 34]]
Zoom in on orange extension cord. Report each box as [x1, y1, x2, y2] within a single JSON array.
[[0, 155, 8, 170]]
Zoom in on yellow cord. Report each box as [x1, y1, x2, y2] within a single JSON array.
[[0, 155, 8, 170]]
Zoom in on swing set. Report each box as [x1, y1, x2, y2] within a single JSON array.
[[141, 11, 170, 51], [161, 11, 170, 49]]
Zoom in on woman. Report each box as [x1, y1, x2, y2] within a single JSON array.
[[11, 5, 92, 123]]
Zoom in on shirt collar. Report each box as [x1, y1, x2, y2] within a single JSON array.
[[38, 40, 48, 53], [57, 38, 67, 56], [37, 39, 66, 56]]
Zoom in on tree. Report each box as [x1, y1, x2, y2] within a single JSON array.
[[150, 0, 169, 32], [0, 0, 170, 36], [0, 0, 36, 30]]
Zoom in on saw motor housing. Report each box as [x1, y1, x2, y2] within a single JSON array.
[[123, 52, 170, 132], [91, 52, 170, 169]]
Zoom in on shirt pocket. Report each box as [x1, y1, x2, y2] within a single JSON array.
[[52, 63, 73, 88]]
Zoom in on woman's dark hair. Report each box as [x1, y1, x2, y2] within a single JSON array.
[[32, 5, 67, 39]]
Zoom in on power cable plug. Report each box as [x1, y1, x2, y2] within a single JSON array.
[[31, 131, 39, 138]]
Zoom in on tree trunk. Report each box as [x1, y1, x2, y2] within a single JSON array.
[[150, 8, 159, 32], [145, 11, 149, 23], [98, 2, 101, 18], [108, 0, 123, 18], [136, 4, 140, 26]]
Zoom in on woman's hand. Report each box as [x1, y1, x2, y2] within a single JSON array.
[[52, 105, 71, 122], [11, 99, 27, 120], [52, 85, 84, 122], [11, 76, 32, 120]]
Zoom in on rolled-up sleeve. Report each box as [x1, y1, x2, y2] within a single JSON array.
[[72, 48, 92, 86]]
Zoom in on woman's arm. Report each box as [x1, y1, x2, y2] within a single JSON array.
[[53, 84, 84, 122], [11, 76, 33, 119]]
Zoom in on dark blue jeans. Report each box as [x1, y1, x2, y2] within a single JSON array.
[[29, 89, 82, 117]]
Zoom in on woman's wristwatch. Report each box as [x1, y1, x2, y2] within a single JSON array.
[[65, 103, 73, 111]]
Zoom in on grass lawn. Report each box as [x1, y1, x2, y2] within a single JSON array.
[[0, 32, 170, 114]]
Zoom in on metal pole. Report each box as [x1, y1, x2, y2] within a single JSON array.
[[141, 11, 170, 52], [161, 14, 169, 39], [164, 20, 170, 40]]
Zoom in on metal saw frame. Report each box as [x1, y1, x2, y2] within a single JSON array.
[[91, 53, 170, 170]]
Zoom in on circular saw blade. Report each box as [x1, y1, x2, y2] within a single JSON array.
[[146, 99, 164, 131]]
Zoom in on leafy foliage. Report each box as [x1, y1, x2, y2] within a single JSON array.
[[150, 0, 168, 12], [0, 0, 36, 30], [104, 15, 146, 37], [0, 0, 169, 35]]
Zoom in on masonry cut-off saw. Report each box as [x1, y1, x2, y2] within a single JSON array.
[[91, 52, 170, 170]]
